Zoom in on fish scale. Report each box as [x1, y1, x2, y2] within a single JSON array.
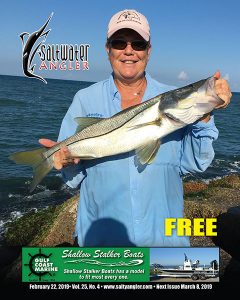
[[45, 94, 161, 157]]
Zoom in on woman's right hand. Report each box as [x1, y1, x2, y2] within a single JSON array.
[[39, 138, 80, 170]]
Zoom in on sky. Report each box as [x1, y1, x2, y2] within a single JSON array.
[[150, 247, 219, 266], [0, 0, 239, 91]]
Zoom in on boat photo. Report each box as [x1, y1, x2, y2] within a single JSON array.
[[150, 252, 219, 281]]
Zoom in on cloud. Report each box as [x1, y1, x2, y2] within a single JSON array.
[[178, 71, 188, 81], [223, 73, 230, 81]]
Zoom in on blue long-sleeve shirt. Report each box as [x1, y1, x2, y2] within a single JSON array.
[[58, 73, 219, 247]]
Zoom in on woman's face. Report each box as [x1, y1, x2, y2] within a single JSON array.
[[106, 29, 151, 83]]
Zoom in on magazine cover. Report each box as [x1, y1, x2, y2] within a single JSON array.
[[0, 0, 239, 294]]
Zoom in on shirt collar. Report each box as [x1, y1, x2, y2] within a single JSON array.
[[109, 72, 155, 102], [143, 72, 161, 101], [109, 73, 119, 101]]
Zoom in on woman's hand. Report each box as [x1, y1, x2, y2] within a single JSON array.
[[200, 71, 232, 123], [39, 138, 80, 170], [214, 71, 232, 109]]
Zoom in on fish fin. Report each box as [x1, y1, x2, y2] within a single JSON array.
[[74, 117, 103, 132], [128, 120, 161, 130], [9, 147, 53, 193], [135, 139, 161, 165]]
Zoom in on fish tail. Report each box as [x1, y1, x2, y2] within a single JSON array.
[[9, 147, 53, 192]]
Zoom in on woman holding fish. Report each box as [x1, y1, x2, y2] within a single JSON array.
[[18, 9, 232, 247]]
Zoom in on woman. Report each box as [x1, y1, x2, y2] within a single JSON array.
[[39, 9, 232, 247]]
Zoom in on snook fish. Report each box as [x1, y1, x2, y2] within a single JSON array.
[[9, 75, 223, 192]]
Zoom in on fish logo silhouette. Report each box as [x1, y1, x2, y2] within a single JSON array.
[[118, 11, 140, 22], [19, 13, 53, 84]]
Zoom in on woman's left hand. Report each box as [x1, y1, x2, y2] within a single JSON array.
[[214, 71, 232, 109]]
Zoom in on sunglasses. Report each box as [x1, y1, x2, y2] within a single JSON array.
[[108, 39, 149, 51]]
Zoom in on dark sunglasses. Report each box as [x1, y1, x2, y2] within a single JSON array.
[[108, 39, 149, 51]]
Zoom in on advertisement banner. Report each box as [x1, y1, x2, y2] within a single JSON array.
[[22, 247, 149, 283]]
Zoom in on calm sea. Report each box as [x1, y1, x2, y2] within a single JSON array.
[[0, 74, 239, 241]]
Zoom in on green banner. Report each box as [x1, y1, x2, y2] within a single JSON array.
[[22, 247, 149, 282]]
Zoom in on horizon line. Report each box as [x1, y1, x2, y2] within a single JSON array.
[[0, 73, 239, 93]]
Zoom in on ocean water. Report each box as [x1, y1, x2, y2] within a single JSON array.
[[0, 74, 239, 242], [0, 75, 93, 241]]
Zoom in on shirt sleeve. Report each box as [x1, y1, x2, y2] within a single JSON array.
[[57, 92, 87, 188], [179, 114, 219, 175]]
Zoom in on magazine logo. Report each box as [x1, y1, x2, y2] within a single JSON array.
[[20, 13, 90, 84]]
